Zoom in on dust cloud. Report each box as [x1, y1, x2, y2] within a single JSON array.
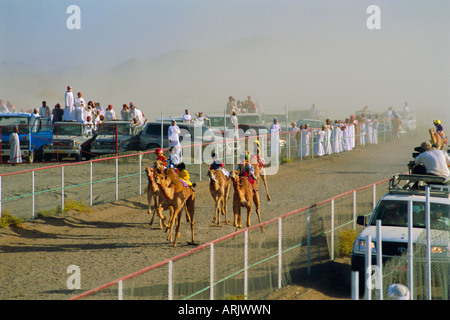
[[1, 35, 448, 124]]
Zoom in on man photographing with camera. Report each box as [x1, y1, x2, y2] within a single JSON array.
[[414, 141, 450, 178]]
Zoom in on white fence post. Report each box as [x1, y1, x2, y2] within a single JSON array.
[[407, 201, 414, 299], [425, 186, 432, 300], [372, 184, 376, 209], [307, 208, 311, 275], [89, 161, 93, 206], [353, 190, 357, 229], [351, 271, 359, 300], [115, 157, 119, 201], [139, 153, 142, 195], [31, 171, 35, 220], [61, 166, 64, 211], [278, 218, 282, 289], [376, 219, 383, 300], [210, 243, 214, 300], [168, 260, 173, 300], [0, 176, 2, 217], [365, 234, 372, 300], [118, 280, 123, 300], [331, 199, 335, 261], [244, 229, 249, 300]]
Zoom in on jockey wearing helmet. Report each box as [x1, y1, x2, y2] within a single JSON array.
[[155, 148, 167, 168]]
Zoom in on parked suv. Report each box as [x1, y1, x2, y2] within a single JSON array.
[[43, 121, 93, 161], [89, 121, 144, 156], [351, 173, 449, 294]]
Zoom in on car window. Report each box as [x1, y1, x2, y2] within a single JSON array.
[[53, 124, 83, 135], [370, 200, 449, 230], [237, 115, 262, 124], [146, 124, 170, 135]]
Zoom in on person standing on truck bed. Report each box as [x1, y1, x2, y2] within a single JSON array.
[[52, 103, 63, 123], [63, 86, 76, 121], [9, 126, 22, 166]]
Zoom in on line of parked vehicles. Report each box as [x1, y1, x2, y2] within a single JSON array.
[[0, 110, 318, 163], [0, 107, 420, 163]]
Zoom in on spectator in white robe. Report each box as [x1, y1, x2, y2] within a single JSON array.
[[182, 108, 192, 123], [226, 96, 237, 115], [324, 119, 333, 155], [168, 120, 181, 157], [314, 125, 326, 156], [94, 102, 104, 115], [332, 121, 341, 153], [350, 115, 356, 149], [84, 116, 94, 135], [121, 104, 130, 121], [75, 92, 86, 122], [342, 120, 351, 152], [195, 112, 208, 125], [359, 116, 366, 146], [366, 115, 373, 144], [63, 86, 76, 121], [0, 99, 9, 112], [372, 114, 379, 144], [228, 111, 239, 141], [298, 124, 311, 157], [270, 118, 281, 155], [339, 120, 345, 152], [39, 101, 51, 127], [289, 122, 300, 148], [105, 104, 118, 121], [130, 103, 145, 125], [9, 126, 22, 165], [30, 108, 40, 133]]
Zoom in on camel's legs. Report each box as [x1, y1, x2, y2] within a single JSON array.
[[260, 173, 271, 201], [253, 191, 265, 232], [172, 210, 183, 247], [166, 207, 177, 241], [149, 195, 164, 229], [223, 184, 231, 224]]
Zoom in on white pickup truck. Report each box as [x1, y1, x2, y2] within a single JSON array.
[[351, 173, 449, 298]]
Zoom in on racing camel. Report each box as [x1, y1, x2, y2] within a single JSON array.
[[429, 128, 447, 150], [229, 170, 263, 233], [145, 165, 168, 229], [207, 169, 232, 226], [155, 168, 196, 247]]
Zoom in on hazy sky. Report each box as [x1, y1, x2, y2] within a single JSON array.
[[0, 0, 449, 120], [1, 0, 447, 70]]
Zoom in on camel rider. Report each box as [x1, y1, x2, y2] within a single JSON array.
[[155, 148, 167, 166], [153, 148, 167, 173], [210, 152, 230, 176], [176, 162, 196, 188], [434, 120, 448, 146], [236, 153, 256, 185], [253, 140, 266, 168]]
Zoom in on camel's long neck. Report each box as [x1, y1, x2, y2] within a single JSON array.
[[148, 176, 159, 192], [210, 178, 220, 192], [158, 178, 175, 200], [233, 178, 246, 202]]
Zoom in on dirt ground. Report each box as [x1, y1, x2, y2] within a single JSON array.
[[0, 133, 427, 300]]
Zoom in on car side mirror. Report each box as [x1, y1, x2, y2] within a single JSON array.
[[356, 215, 366, 226]]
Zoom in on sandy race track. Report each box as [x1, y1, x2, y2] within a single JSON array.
[[0, 133, 427, 300]]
